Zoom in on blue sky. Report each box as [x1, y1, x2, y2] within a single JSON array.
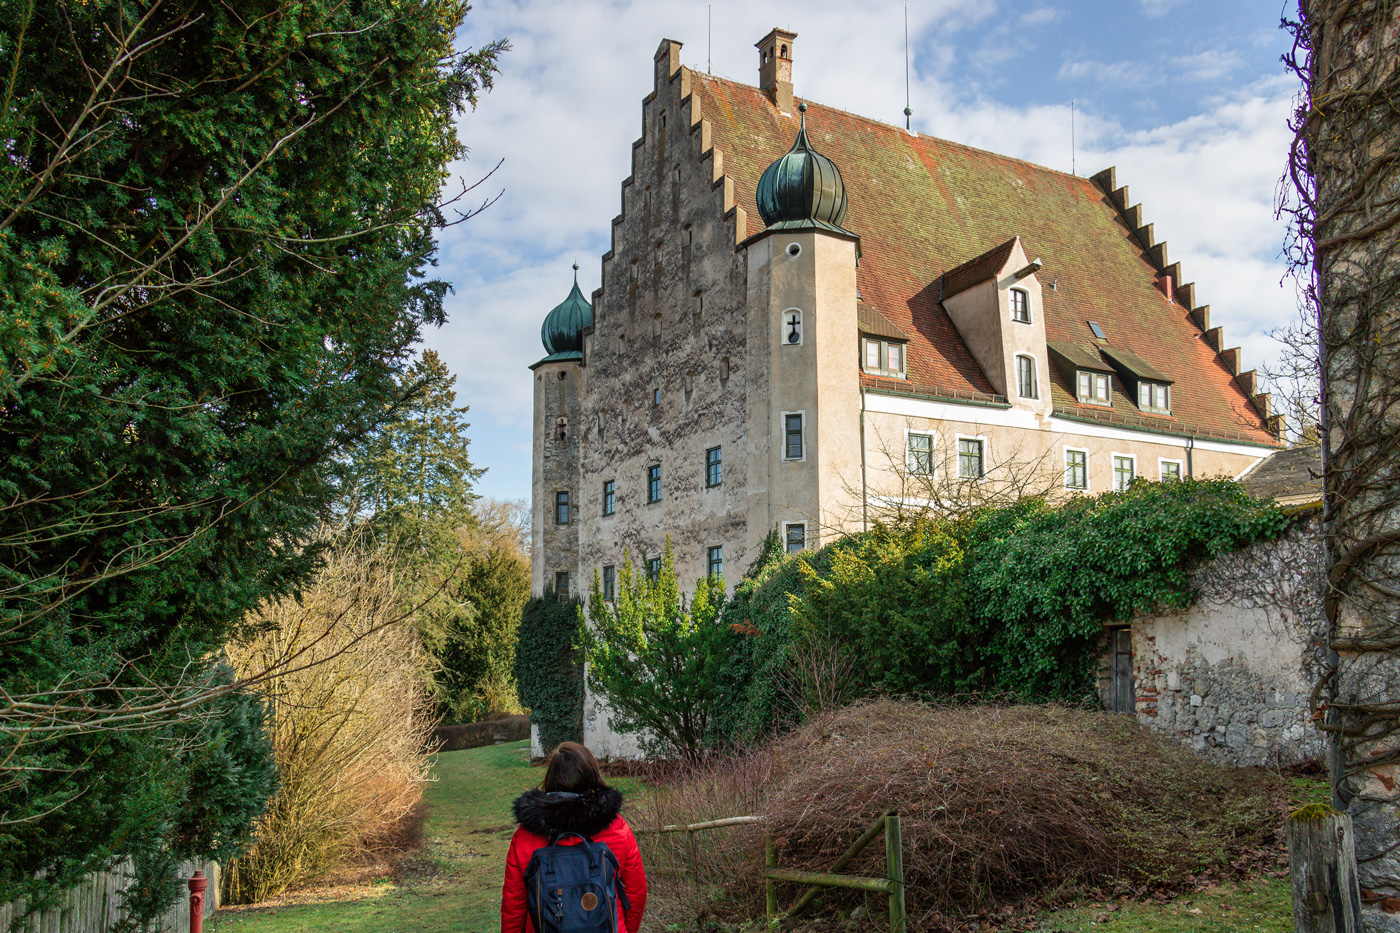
[[427, 0, 1300, 504]]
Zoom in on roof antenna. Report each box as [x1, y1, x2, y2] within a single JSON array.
[[903, 1, 913, 130], [1071, 100, 1076, 176], [707, 6, 712, 75]]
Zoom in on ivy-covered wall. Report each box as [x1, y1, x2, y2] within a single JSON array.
[[514, 593, 583, 755]]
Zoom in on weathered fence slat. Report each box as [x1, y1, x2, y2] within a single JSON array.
[[0, 859, 218, 933], [1288, 804, 1364, 933], [764, 868, 893, 893]]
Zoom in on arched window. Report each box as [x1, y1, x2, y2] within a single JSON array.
[[1010, 288, 1031, 323], [1015, 355, 1037, 399]]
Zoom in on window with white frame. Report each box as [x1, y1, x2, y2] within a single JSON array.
[[1065, 449, 1088, 490], [1138, 381, 1171, 414], [1015, 355, 1038, 399], [1010, 287, 1031, 323], [1077, 370, 1112, 405], [1160, 459, 1182, 482], [707, 546, 723, 579], [958, 438, 984, 479], [861, 337, 906, 377], [1113, 455, 1136, 491], [784, 412, 804, 460], [907, 432, 933, 475], [785, 523, 806, 554]]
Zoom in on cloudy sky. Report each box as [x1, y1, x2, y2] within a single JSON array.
[[429, 0, 1301, 503]]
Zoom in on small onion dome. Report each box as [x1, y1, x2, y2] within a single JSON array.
[[755, 103, 849, 231], [537, 263, 593, 366]]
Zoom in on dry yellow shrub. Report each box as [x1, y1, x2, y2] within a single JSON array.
[[222, 538, 434, 903]]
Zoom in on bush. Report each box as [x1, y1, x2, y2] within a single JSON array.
[[432, 714, 530, 751], [222, 541, 435, 903], [712, 479, 1293, 745], [638, 700, 1282, 929], [515, 591, 584, 753]]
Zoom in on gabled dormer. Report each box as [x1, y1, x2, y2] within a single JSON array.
[[857, 300, 908, 379], [1100, 345, 1174, 416], [1048, 341, 1117, 407], [940, 236, 1051, 415]]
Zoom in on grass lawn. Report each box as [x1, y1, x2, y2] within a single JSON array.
[[211, 740, 640, 933], [1034, 877, 1292, 932]]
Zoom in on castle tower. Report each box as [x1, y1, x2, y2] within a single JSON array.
[[530, 265, 590, 599], [746, 103, 863, 549]]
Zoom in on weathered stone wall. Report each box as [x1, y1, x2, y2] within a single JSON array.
[[1102, 521, 1327, 766]]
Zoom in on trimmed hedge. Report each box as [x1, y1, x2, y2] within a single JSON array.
[[432, 714, 530, 752]]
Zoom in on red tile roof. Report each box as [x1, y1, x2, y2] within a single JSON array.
[[941, 237, 1018, 300], [686, 72, 1278, 446]]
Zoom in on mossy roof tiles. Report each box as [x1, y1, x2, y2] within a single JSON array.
[[687, 71, 1277, 446]]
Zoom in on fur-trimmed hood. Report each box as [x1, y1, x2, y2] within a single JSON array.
[[512, 786, 624, 839]]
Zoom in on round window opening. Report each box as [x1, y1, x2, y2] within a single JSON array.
[[786, 242, 802, 257]]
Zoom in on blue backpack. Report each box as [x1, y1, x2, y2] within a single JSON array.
[[524, 832, 631, 933]]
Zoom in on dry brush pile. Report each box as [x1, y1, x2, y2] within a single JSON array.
[[638, 700, 1281, 930], [222, 540, 436, 903]]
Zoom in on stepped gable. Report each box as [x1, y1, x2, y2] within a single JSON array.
[[686, 71, 1279, 446]]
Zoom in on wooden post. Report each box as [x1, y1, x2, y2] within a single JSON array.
[[1287, 804, 1364, 933], [886, 812, 906, 933], [765, 832, 779, 926]]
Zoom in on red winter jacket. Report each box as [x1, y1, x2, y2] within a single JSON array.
[[501, 786, 647, 933]]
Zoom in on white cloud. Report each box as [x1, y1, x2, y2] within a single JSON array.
[[1140, 0, 1183, 18], [427, 1, 1298, 500]]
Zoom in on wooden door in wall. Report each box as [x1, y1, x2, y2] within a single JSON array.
[[1110, 628, 1135, 714]]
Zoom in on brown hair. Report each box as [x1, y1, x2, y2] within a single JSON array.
[[541, 742, 605, 793]]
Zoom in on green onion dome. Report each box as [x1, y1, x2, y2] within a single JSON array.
[[755, 103, 848, 230], [539, 264, 593, 363]]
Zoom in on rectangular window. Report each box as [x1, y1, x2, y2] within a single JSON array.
[[707, 546, 723, 579], [784, 413, 804, 460], [554, 571, 570, 601], [555, 491, 569, 525], [602, 480, 615, 516], [786, 523, 806, 554], [1078, 371, 1111, 405], [1065, 449, 1088, 490], [652, 387, 660, 406], [958, 438, 984, 479], [1113, 455, 1135, 491], [706, 446, 722, 487], [1016, 355, 1037, 399], [602, 565, 615, 601], [861, 338, 906, 377], [646, 556, 661, 582], [907, 433, 933, 475], [1011, 288, 1030, 323], [1139, 382, 1171, 413], [1160, 460, 1182, 482], [647, 464, 661, 502]]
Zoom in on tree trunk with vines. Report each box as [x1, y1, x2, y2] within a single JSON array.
[[1288, 1, 1400, 928]]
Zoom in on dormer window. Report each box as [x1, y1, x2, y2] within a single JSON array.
[[1010, 288, 1031, 324], [1077, 370, 1112, 406], [862, 337, 906, 377], [1138, 381, 1171, 414]]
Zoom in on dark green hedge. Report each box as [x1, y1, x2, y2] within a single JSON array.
[[514, 592, 583, 754]]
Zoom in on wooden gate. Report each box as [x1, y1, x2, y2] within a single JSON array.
[[1110, 626, 1135, 714]]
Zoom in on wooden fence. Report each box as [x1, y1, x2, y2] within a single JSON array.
[[637, 812, 906, 932], [0, 859, 219, 933]]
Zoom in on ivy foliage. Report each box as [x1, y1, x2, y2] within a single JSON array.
[[582, 542, 728, 759], [687, 479, 1291, 750], [515, 592, 585, 754]]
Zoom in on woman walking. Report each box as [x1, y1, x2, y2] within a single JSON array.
[[501, 742, 647, 933]]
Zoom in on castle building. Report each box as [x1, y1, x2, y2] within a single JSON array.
[[531, 31, 1282, 755]]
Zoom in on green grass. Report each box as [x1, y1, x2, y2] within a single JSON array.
[[1034, 876, 1292, 932], [211, 741, 640, 933]]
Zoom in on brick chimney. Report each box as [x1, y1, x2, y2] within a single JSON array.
[[756, 28, 796, 113]]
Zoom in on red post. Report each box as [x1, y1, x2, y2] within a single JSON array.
[[188, 870, 208, 933]]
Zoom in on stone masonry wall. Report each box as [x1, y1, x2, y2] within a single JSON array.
[[1102, 521, 1327, 767]]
